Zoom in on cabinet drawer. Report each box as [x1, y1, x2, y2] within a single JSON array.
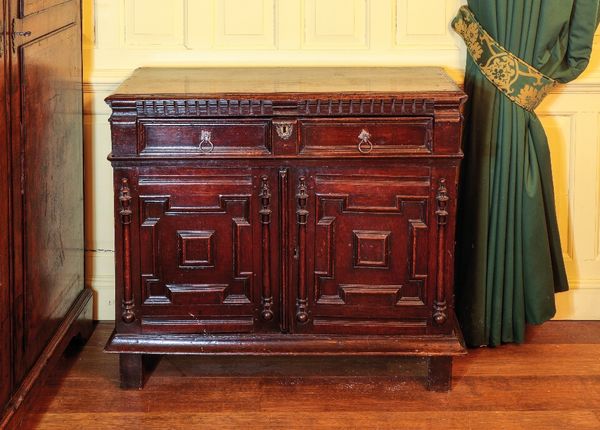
[[299, 118, 433, 156], [138, 120, 271, 156]]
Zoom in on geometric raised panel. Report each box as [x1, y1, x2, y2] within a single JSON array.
[[177, 230, 215, 268], [138, 181, 254, 309], [303, 0, 368, 49], [339, 284, 402, 306], [166, 284, 228, 305], [312, 172, 430, 309], [409, 220, 428, 279], [353, 230, 391, 268]]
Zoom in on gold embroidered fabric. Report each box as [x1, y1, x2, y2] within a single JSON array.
[[452, 6, 556, 111]]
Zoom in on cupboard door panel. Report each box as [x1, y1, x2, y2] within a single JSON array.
[[20, 0, 69, 17], [135, 168, 279, 334], [293, 167, 432, 335], [10, 0, 83, 383]]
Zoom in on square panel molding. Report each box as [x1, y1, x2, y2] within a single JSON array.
[[353, 230, 391, 268], [302, 0, 369, 49], [124, 0, 185, 47], [395, 0, 462, 49], [213, 0, 277, 49], [177, 230, 216, 269]]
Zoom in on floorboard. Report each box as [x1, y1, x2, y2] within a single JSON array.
[[15, 321, 600, 430]]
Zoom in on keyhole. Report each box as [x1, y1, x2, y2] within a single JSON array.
[[276, 122, 294, 140]]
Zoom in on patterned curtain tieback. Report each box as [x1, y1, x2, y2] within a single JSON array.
[[451, 6, 556, 111]]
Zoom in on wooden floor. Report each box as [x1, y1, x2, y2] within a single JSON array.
[[14, 321, 600, 429]]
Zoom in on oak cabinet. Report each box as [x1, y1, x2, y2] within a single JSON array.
[[106, 67, 466, 391]]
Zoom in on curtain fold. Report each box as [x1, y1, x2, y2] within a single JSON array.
[[455, 0, 600, 347]]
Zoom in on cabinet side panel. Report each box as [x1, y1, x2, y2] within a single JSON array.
[[0, 0, 12, 408]]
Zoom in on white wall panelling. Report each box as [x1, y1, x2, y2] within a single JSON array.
[[538, 113, 576, 260], [395, 0, 462, 48], [125, 0, 185, 47], [302, 0, 368, 49], [539, 92, 600, 319], [213, 0, 277, 49]]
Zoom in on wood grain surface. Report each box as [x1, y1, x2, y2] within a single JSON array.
[[15, 321, 600, 430], [2, 0, 86, 423], [108, 67, 462, 99]]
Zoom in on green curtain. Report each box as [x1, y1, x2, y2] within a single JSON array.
[[455, 0, 600, 347]]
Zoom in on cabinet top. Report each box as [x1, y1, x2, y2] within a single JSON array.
[[107, 67, 464, 101]]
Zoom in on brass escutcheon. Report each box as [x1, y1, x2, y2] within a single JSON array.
[[275, 121, 295, 140]]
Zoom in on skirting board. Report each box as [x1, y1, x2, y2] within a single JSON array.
[[554, 285, 600, 320], [87, 275, 116, 320]]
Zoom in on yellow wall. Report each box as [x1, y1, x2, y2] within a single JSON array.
[[83, 0, 600, 320]]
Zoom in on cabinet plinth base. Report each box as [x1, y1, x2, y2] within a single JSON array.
[[107, 330, 465, 391]]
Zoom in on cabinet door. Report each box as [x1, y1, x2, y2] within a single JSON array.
[[9, 0, 83, 383], [130, 167, 279, 334], [292, 166, 434, 335]]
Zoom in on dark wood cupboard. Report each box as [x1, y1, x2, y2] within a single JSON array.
[[0, 1, 11, 410], [106, 67, 467, 391], [0, 0, 92, 426]]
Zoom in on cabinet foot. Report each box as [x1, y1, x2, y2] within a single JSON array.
[[119, 354, 144, 389], [426, 356, 452, 391]]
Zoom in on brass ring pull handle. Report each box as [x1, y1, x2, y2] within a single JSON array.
[[357, 129, 373, 154], [199, 130, 214, 153]]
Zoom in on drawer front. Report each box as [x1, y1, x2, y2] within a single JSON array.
[[138, 120, 271, 156], [299, 117, 433, 156], [292, 166, 435, 335], [134, 168, 280, 334]]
